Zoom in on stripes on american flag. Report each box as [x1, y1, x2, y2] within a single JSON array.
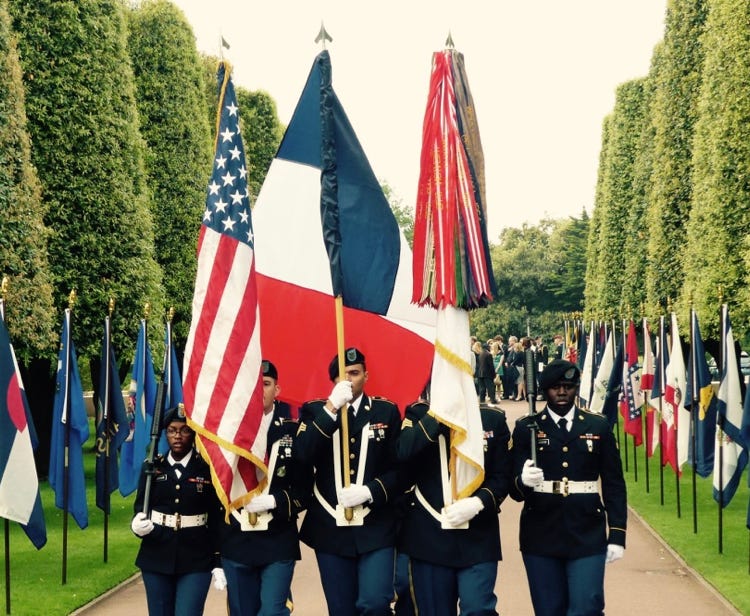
[[183, 61, 266, 514]]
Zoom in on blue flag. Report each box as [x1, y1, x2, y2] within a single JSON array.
[[684, 311, 717, 478], [95, 317, 129, 513], [158, 322, 183, 455], [0, 306, 46, 548], [713, 306, 749, 506], [49, 309, 89, 529], [119, 320, 156, 497]]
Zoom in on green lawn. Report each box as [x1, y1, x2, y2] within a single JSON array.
[[617, 424, 750, 615], [2, 420, 749, 615], [2, 422, 139, 615]]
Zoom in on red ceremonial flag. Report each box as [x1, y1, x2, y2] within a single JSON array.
[[183, 62, 265, 513], [411, 47, 496, 499]]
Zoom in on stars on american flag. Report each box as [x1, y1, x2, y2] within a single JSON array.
[[203, 92, 254, 246]]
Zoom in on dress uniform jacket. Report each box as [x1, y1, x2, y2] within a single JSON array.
[[510, 407, 627, 559], [133, 451, 219, 575], [296, 394, 403, 557], [219, 401, 304, 565], [397, 402, 511, 567]]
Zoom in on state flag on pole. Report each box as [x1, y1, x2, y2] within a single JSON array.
[[647, 317, 668, 459], [95, 317, 129, 512], [578, 321, 596, 408], [0, 305, 46, 548], [622, 319, 644, 445], [49, 309, 89, 529], [684, 310, 716, 478], [158, 321, 183, 455], [119, 319, 156, 497], [589, 331, 614, 415], [640, 318, 654, 393], [713, 305, 749, 506], [252, 51, 435, 412], [662, 312, 688, 474], [183, 61, 267, 513], [412, 48, 496, 498]]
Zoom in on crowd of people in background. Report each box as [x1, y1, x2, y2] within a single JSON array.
[[471, 333, 567, 404]]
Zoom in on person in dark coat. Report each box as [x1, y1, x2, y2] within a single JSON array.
[[130, 404, 222, 616], [218, 360, 305, 615], [397, 395, 511, 615], [295, 347, 404, 615], [510, 359, 627, 616], [477, 342, 498, 404]]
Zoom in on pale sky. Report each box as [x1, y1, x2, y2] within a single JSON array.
[[172, 0, 667, 242]]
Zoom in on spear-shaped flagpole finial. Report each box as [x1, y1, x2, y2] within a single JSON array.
[[219, 34, 230, 60], [108, 297, 115, 317], [315, 21, 332, 49], [445, 31, 455, 49], [167, 306, 175, 322], [144, 302, 152, 320], [68, 289, 77, 310], [0, 276, 7, 298]]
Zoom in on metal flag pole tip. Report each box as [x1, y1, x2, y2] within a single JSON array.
[[445, 31, 455, 49], [315, 22, 332, 49]]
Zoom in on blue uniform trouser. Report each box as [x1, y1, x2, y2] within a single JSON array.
[[393, 551, 415, 616], [315, 547, 395, 615], [522, 552, 606, 616], [222, 556, 295, 615], [410, 558, 498, 616], [141, 570, 211, 616]]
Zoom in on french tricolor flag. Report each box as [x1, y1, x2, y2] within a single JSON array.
[[253, 51, 435, 412]]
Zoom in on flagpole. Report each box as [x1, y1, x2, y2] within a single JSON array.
[[718, 298, 725, 554], [102, 299, 114, 563], [658, 314, 665, 507], [334, 297, 354, 521], [619, 317, 628, 473], [62, 290, 76, 584], [689, 305, 699, 534], [1, 284, 10, 613], [641, 312, 651, 494]]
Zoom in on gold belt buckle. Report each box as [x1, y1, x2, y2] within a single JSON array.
[[174, 513, 181, 530], [553, 478, 569, 497]]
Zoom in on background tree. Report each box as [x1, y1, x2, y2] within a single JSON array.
[[382, 182, 415, 248], [645, 0, 707, 316], [127, 0, 213, 352], [9, 0, 164, 361]]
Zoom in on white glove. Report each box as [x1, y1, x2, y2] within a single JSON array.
[[521, 459, 544, 488], [328, 380, 353, 411], [211, 567, 227, 591], [246, 493, 276, 513], [338, 484, 373, 507], [605, 544, 624, 564], [444, 496, 484, 526], [131, 512, 154, 537]]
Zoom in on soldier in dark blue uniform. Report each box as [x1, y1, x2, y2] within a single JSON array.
[[218, 360, 304, 615], [130, 404, 222, 616], [295, 347, 403, 616], [397, 395, 512, 615], [510, 359, 627, 616]]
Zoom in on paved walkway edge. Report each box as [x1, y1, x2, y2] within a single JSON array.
[[627, 506, 742, 615], [70, 572, 142, 615]]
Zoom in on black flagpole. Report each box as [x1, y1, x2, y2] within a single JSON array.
[[689, 306, 698, 534]]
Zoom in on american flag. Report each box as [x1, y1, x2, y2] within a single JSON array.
[[183, 61, 265, 514]]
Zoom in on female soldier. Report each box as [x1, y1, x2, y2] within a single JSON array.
[[130, 404, 223, 616]]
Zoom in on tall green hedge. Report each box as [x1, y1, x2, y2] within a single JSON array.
[[645, 0, 707, 317], [681, 0, 750, 338], [127, 0, 213, 351], [0, 0, 56, 361], [9, 0, 164, 359]]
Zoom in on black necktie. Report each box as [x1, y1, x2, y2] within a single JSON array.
[[558, 418, 568, 435]]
